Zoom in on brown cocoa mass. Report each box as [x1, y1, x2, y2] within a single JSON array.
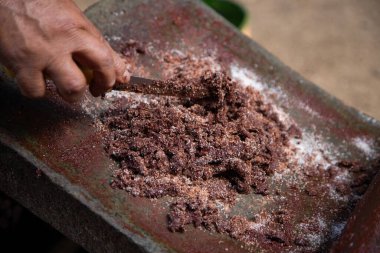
[[98, 42, 380, 252], [101, 71, 289, 232]]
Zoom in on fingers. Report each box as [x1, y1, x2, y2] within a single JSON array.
[[45, 57, 87, 103], [15, 41, 126, 101], [76, 23, 129, 84], [89, 66, 115, 97], [16, 69, 46, 99], [13, 26, 127, 101], [73, 37, 117, 97]]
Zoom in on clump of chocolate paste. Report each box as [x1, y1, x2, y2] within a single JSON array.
[[99, 43, 379, 252], [102, 71, 289, 233]]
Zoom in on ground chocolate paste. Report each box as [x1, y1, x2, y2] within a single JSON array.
[[101, 69, 292, 238], [98, 42, 379, 252]]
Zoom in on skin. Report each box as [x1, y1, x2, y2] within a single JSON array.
[[0, 0, 129, 102]]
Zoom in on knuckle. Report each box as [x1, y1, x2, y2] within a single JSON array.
[[12, 47, 32, 61], [63, 79, 86, 95], [57, 20, 86, 34], [16, 74, 45, 99], [19, 85, 45, 98], [96, 48, 114, 68], [7, 43, 42, 64]]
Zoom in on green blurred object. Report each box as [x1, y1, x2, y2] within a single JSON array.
[[202, 0, 247, 29]]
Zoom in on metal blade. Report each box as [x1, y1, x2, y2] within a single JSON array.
[[129, 76, 156, 86], [113, 75, 212, 99]]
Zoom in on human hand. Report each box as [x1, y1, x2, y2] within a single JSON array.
[[0, 0, 129, 102]]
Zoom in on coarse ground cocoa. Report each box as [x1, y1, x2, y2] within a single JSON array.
[[99, 43, 379, 252], [101, 69, 293, 239]]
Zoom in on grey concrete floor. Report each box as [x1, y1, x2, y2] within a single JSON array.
[[77, 0, 380, 120]]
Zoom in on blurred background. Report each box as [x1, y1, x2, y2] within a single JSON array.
[[1, 0, 379, 252], [237, 0, 380, 120]]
